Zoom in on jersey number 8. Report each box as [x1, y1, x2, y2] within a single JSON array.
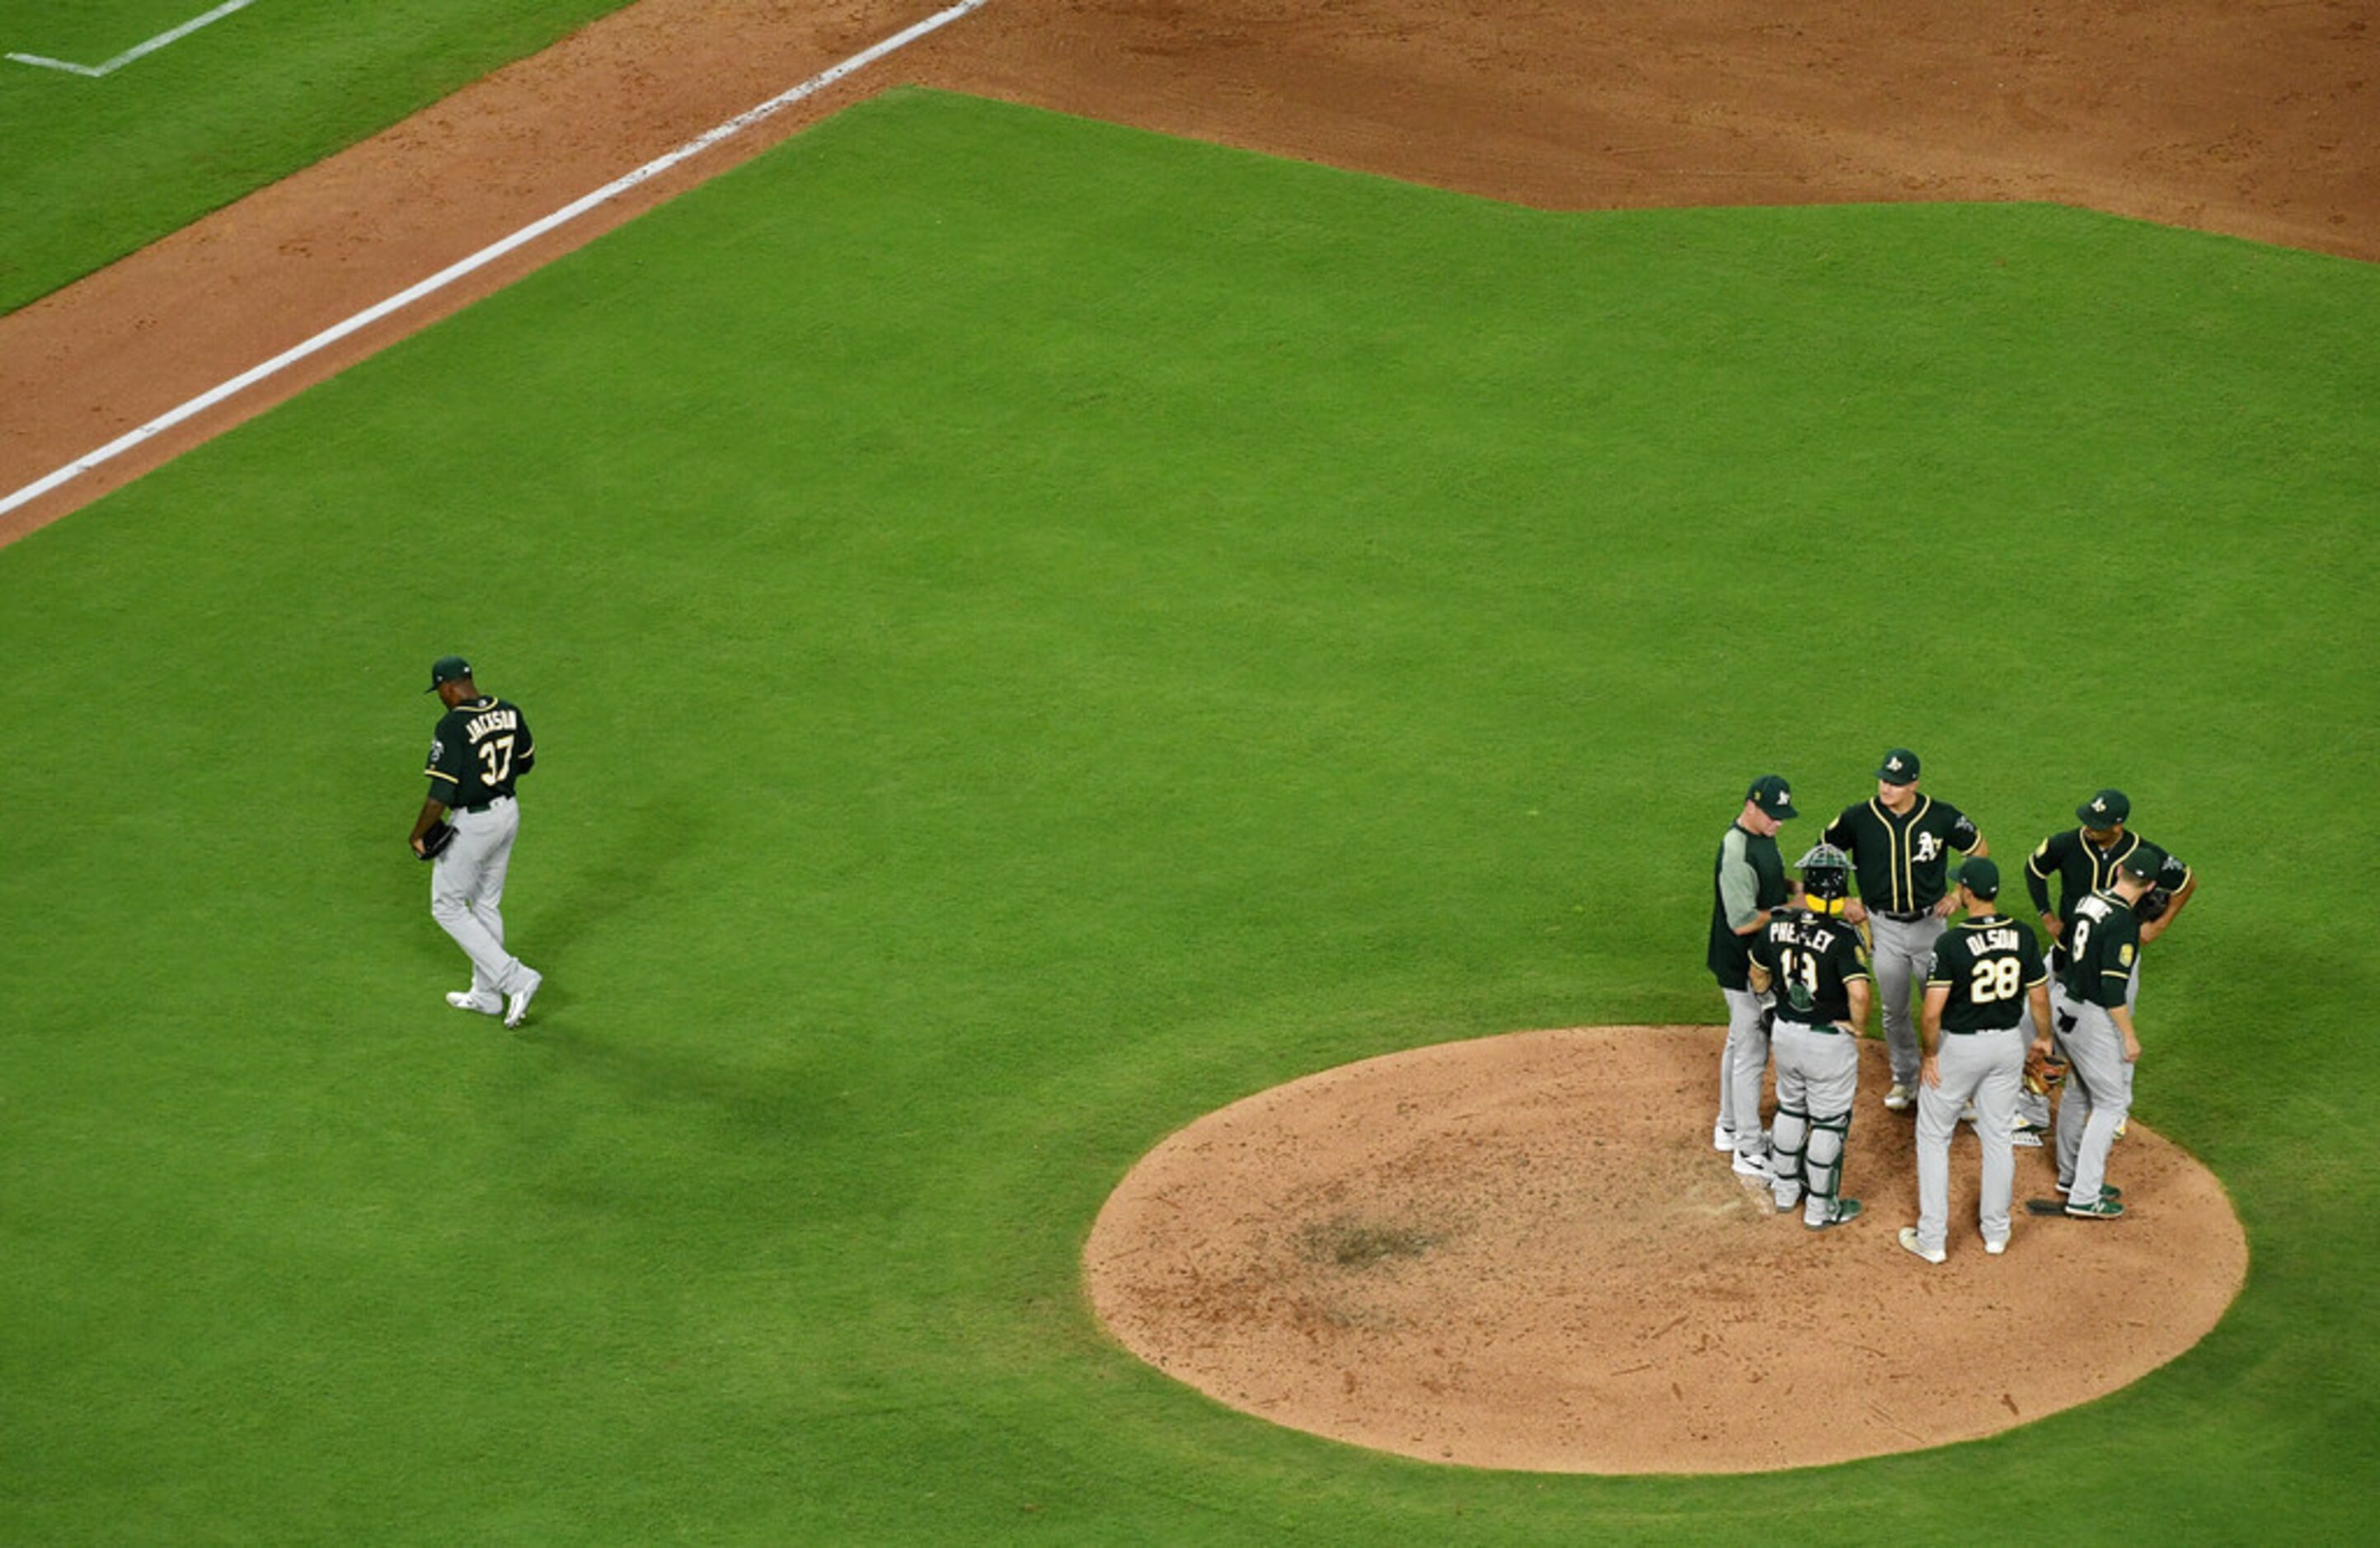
[[1967, 955, 2021, 1004]]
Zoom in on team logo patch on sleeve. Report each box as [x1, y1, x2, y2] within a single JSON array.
[[2119, 943, 2134, 966]]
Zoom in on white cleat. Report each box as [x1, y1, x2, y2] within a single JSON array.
[[1984, 1239, 2007, 1255], [2012, 1124, 2046, 1149], [1713, 1120, 1735, 1152], [445, 989, 501, 1016], [1884, 1084, 1913, 1112], [1897, 1227, 1946, 1265], [504, 969, 543, 1029], [1960, 1102, 1979, 1124], [1731, 1151, 1772, 1180]]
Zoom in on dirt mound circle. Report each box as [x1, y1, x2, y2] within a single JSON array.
[[1085, 1025, 2246, 1472]]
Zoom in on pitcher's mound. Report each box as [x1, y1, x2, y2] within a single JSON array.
[[1085, 1025, 2246, 1472]]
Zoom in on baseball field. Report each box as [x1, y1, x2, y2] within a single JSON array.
[[4, 7, 2378, 1543]]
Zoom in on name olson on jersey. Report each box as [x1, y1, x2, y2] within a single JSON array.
[[1969, 926, 2024, 954]]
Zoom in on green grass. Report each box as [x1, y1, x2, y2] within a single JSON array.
[[2, 89, 2375, 1541], [0, 0, 639, 312]]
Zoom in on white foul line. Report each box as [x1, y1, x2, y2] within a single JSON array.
[[8, 0, 258, 77], [0, 0, 995, 520]]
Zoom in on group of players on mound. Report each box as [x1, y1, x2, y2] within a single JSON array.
[[1708, 754, 2195, 1259]]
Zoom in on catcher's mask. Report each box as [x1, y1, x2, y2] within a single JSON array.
[[1796, 842, 1852, 913]]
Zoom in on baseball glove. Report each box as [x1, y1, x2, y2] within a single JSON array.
[[2024, 1046, 2069, 1096], [416, 823, 457, 861], [2136, 885, 2173, 923]]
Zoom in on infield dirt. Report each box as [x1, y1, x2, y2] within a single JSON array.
[[2, 0, 2373, 542]]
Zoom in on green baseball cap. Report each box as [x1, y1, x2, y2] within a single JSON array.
[[1875, 748, 1921, 784], [1746, 774, 1798, 820], [1957, 856, 2001, 898], [2118, 842, 2164, 882], [2077, 789, 2130, 828], [425, 654, 473, 692]]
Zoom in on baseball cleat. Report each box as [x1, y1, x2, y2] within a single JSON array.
[[1730, 1152, 1773, 1180], [2011, 1128, 2044, 1148], [1883, 1084, 1913, 1112], [2057, 1181, 2122, 1203], [445, 989, 502, 1015], [504, 968, 543, 1029], [1897, 1227, 1946, 1264], [2063, 1196, 2125, 1220], [1713, 1120, 1735, 1152], [1960, 1102, 1979, 1124], [1772, 1187, 1802, 1213], [1984, 1238, 2007, 1255], [1806, 1199, 1862, 1231], [2112, 1117, 2129, 1141]]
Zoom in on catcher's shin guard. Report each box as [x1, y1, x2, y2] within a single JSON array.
[[1804, 1109, 1852, 1203], [1768, 1105, 1810, 1189]]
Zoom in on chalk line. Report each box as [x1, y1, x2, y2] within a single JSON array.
[[1, 0, 995, 520]]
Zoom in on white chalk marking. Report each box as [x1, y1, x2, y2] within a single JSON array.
[[8, 0, 257, 77], [0, 0, 995, 521]]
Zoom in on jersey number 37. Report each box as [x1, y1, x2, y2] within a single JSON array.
[[477, 735, 515, 784]]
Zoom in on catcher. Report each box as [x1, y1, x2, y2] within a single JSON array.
[[1749, 843, 1871, 1231], [1897, 857, 2052, 1263]]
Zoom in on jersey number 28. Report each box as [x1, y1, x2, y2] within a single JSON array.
[[1967, 955, 2021, 1004]]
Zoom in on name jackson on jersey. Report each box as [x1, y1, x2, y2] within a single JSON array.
[[427, 698, 534, 805]]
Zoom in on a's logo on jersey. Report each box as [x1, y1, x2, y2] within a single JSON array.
[[1915, 833, 1941, 862], [430, 738, 444, 762]]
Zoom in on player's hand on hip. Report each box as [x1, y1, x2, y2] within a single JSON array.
[[1932, 895, 1957, 918], [1918, 1053, 1941, 1087], [1843, 898, 1868, 926]]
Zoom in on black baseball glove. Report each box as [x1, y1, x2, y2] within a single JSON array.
[[416, 823, 457, 861], [2136, 885, 2172, 923]]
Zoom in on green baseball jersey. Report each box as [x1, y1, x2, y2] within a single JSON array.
[[1749, 911, 1871, 1027], [2024, 828, 2192, 928], [426, 696, 536, 808], [1821, 795, 1979, 913], [1925, 914, 2049, 1032], [1707, 823, 1790, 992], [2062, 891, 2141, 1009]]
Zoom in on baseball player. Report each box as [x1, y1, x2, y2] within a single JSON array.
[[2018, 790, 2195, 1140], [1822, 748, 1986, 1115], [1749, 843, 1871, 1231], [1897, 857, 2051, 1263], [408, 655, 543, 1027], [1707, 774, 1800, 1180], [2049, 844, 2163, 1218]]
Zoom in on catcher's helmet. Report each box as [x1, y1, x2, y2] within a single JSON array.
[[1796, 842, 1852, 903]]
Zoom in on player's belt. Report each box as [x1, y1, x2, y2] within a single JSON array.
[[461, 794, 514, 814], [1877, 908, 1932, 923], [1777, 1019, 1843, 1034]]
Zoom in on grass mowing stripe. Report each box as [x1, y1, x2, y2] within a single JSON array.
[[1, 91, 2373, 1539]]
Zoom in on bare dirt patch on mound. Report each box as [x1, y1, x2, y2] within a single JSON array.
[[1086, 1025, 2246, 1472]]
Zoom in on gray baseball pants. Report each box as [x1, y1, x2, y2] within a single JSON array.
[[2053, 1001, 2133, 1206], [1913, 1026, 2024, 1253], [1870, 912, 1946, 1089], [1769, 1022, 1858, 1224], [2017, 953, 2138, 1130], [430, 796, 533, 997], [1718, 987, 1770, 1161]]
